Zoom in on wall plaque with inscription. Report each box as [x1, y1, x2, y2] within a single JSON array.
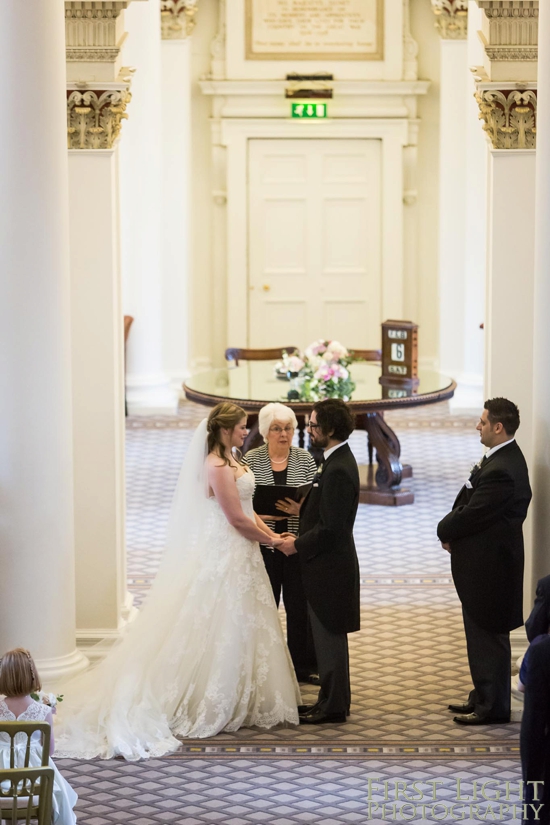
[[245, 0, 384, 62]]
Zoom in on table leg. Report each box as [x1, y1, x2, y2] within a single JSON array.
[[296, 414, 306, 449], [358, 412, 414, 506]]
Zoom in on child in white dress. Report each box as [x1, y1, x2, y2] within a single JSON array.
[[0, 648, 77, 824]]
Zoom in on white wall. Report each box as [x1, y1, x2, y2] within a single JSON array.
[[190, 0, 219, 369], [463, 1, 487, 390], [438, 39, 468, 381], [410, 0, 440, 370], [161, 38, 192, 390], [485, 150, 536, 612], [120, 0, 178, 413], [186, 1, 454, 375]]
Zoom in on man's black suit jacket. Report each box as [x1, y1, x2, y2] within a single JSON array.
[[295, 443, 360, 635], [526, 575, 550, 642], [437, 440, 531, 633], [521, 635, 550, 824]]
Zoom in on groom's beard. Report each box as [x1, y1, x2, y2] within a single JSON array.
[[311, 431, 330, 449]]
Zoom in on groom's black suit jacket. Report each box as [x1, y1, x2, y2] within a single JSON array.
[[295, 443, 360, 635], [437, 441, 531, 633]]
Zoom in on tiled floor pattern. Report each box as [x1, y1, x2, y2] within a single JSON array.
[[58, 401, 525, 823], [58, 757, 524, 824]]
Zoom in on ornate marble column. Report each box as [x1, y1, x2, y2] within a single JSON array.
[[473, 0, 538, 622], [531, 1, 550, 588], [0, 1, 87, 682], [65, 0, 137, 655], [120, 0, 179, 414], [160, 0, 196, 390]]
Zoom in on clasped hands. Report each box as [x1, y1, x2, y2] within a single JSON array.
[[270, 532, 298, 556]]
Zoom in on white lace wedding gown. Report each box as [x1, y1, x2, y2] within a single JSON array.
[[56, 466, 300, 761], [0, 699, 77, 824]]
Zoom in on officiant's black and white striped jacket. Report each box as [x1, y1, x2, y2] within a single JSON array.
[[244, 444, 317, 537]]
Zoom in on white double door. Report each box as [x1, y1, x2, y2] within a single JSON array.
[[248, 138, 382, 350]]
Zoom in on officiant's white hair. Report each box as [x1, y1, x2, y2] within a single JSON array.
[[258, 403, 298, 441]]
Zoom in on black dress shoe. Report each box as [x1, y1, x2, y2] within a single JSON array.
[[448, 702, 475, 714], [298, 704, 319, 714], [453, 712, 510, 726], [299, 709, 347, 725]]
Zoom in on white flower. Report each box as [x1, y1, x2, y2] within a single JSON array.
[[326, 340, 348, 359], [305, 340, 327, 359], [314, 364, 331, 381], [286, 355, 305, 373], [31, 690, 63, 708], [305, 354, 322, 370]]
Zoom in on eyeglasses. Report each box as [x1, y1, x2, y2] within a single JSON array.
[[307, 422, 322, 430], [269, 426, 295, 434]]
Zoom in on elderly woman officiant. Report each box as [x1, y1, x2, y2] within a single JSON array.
[[244, 402, 318, 683]]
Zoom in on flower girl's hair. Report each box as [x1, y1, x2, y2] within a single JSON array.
[[207, 402, 247, 466], [0, 648, 41, 697]]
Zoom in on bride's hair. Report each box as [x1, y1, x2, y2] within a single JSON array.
[[207, 402, 247, 466]]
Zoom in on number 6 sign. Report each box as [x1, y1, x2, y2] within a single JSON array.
[[381, 320, 419, 387]]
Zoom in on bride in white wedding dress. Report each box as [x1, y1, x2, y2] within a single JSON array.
[[56, 403, 301, 761]]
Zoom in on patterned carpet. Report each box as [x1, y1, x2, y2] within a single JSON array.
[[57, 400, 526, 824]]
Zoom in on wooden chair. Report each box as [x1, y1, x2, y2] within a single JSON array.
[[124, 315, 134, 417], [225, 346, 298, 367], [0, 721, 53, 824], [0, 766, 54, 824]]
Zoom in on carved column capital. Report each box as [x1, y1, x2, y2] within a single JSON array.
[[474, 84, 537, 149], [65, 1, 132, 82], [67, 68, 134, 149], [161, 0, 197, 40], [431, 0, 468, 39], [476, 1, 538, 81]]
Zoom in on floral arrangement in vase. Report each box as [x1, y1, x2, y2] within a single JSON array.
[[277, 340, 356, 402]]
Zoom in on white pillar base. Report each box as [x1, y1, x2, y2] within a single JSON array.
[[76, 592, 139, 663], [35, 649, 89, 688], [126, 373, 179, 415]]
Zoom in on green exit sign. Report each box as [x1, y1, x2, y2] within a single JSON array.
[[291, 102, 327, 119]]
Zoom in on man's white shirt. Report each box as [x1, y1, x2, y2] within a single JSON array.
[[464, 438, 515, 488], [485, 438, 515, 459], [323, 441, 349, 461]]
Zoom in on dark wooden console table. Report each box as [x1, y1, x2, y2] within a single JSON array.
[[184, 361, 456, 506]]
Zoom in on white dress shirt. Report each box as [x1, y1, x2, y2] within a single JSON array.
[[323, 440, 349, 461], [485, 437, 515, 459]]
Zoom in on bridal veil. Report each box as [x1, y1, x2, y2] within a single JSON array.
[[56, 419, 214, 759]]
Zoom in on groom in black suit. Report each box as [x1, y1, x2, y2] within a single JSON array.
[[279, 398, 360, 724], [437, 397, 532, 725]]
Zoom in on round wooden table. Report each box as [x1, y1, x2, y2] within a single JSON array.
[[184, 361, 456, 506]]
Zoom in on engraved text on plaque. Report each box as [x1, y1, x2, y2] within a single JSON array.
[[245, 0, 384, 61]]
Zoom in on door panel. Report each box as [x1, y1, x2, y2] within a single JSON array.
[[248, 139, 382, 350]]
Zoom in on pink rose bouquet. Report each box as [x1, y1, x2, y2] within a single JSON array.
[[278, 340, 356, 402]]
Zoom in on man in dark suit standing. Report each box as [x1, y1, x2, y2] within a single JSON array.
[[437, 397, 532, 725], [278, 398, 360, 725]]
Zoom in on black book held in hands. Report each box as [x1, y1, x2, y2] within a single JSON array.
[[253, 483, 312, 517]]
